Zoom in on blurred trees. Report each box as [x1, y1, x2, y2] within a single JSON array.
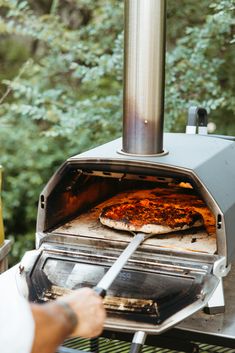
[[165, 0, 235, 133], [0, 0, 234, 263]]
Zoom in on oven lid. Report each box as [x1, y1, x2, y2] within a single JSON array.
[[17, 248, 220, 334]]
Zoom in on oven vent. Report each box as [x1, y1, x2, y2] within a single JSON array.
[[122, 0, 166, 156]]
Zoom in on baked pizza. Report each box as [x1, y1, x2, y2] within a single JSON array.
[[99, 184, 216, 235], [99, 198, 204, 234]]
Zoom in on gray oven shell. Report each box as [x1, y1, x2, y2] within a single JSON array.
[[16, 132, 235, 336], [37, 133, 235, 265]]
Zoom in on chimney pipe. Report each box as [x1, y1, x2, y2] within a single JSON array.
[[122, 0, 166, 155]]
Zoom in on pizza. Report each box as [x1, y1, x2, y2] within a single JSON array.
[[99, 198, 204, 234], [99, 184, 216, 235]]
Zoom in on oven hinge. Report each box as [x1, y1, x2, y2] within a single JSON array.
[[213, 257, 231, 278]]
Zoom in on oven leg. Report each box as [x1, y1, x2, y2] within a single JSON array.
[[90, 337, 99, 353], [204, 278, 225, 314], [129, 331, 146, 353]]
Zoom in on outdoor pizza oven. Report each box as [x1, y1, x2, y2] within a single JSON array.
[[17, 0, 235, 347]]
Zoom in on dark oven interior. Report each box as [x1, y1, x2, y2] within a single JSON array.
[[38, 164, 216, 239], [41, 165, 186, 232], [38, 162, 217, 256]]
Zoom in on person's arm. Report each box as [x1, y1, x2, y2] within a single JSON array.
[[30, 287, 106, 353]]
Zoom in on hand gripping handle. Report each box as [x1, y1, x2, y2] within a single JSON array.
[[93, 286, 107, 298]]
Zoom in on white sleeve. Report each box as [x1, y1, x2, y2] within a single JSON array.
[[0, 266, 35, 353]]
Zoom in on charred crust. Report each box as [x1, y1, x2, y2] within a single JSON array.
[[99, 199, 204, 229]]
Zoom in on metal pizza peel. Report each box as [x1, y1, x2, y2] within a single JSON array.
[[93, 231, 154, 297]]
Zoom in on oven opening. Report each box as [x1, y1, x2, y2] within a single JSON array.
[[41, 164, 217, 256]]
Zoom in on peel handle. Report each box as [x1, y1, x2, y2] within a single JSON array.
[[93, 286, 106, 298], [93, 233, 146, 298]]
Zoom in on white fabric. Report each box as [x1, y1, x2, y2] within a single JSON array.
[[0, 266, 35, 353]]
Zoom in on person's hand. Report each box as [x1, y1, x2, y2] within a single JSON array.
[[60, 287, 106, 338]]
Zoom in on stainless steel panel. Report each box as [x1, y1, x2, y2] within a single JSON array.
[[178, 261, 235, 340], [17, 246, 219, 334], [12, 258, 235, 342]]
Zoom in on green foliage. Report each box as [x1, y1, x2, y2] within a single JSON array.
[[0, 0, 234, 264], [165, 0, 235, 131]]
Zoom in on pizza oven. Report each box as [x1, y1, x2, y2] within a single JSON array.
[[16, 0, 235, 351], [18, 134, 235, 336]]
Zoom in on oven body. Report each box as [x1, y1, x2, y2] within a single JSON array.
[[17, 133, 235, 335], [38, 133, 235, 264]]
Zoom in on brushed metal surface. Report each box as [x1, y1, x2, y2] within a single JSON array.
[[17, 246, 218, 335], [178, 261, 235, 340], [123, 0, 166, 155]]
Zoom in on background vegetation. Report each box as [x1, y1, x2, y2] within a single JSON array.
[[0, 0, 234, 265]]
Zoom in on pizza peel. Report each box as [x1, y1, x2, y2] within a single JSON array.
[[93, 231, 154, 297], [93, 204, 205, 297]]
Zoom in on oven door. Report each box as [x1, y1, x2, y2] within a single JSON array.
[[17, 246, 220, 334]]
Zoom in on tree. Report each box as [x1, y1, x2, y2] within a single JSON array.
[[165, 0, 235, 133]]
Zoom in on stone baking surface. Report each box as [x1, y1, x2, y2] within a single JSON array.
[[54, 188, 216, 254]]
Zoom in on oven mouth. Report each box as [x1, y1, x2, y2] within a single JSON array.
[[39, 165, 217, 257]]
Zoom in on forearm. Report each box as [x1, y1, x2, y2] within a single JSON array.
[[30, 288, 105, 353], [30, 302, 74, 353]]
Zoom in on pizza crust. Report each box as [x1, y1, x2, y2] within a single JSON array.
[[99, 216, 203, 234], [99, 196, 205, 235]]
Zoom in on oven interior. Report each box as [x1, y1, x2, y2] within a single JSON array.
[[38, 163, 217, 256]]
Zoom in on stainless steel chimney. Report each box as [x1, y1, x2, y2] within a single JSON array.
[[122, 0, 166, 155]]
